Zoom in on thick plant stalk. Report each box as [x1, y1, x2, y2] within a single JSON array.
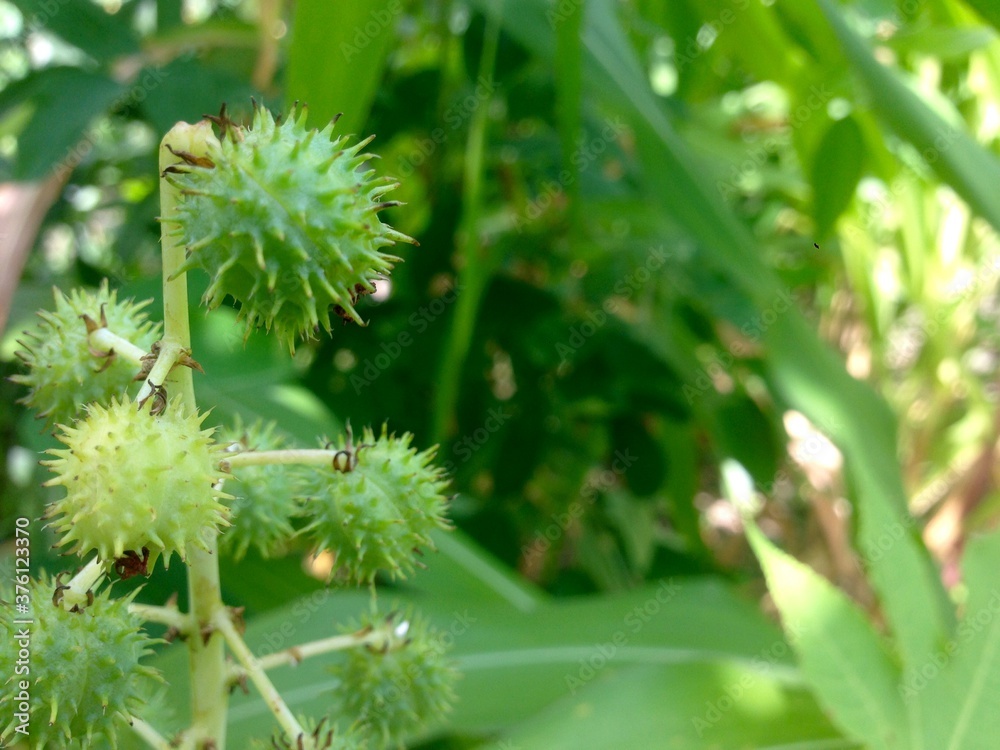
[[158, 121, 229, 749]]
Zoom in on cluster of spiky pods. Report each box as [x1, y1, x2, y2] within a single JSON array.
[[2, 102, 456, 750]]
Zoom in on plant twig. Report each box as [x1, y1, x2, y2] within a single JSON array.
[[129, 603, 190, 633], [222, 448, 342, 470], [159, 120, 229, 748], [227, 628, 382, 685], [89, 327, 148, 366], [212, 609, 307, 744], [131, 717, 174, 750]]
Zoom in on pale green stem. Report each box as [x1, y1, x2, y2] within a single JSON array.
[[429, 8, 501, 443], [159, 121, 229, 748], [135, 340, 184, 404], [131, 717, 174, 750], [227, 628, 382, 684], [222, 449, 343, 471], [129, 603, 190, 633], [89, 327, 147, 365], [59, 557, 106, 611], [212, 609, 306, 744]]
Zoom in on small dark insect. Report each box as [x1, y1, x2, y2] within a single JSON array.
[[114, 547, 151, 580], [330, 422, 373, 473], [332, 283, 375, 324]]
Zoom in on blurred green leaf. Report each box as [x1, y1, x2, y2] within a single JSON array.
[[479, 0, 951, 679], [745, 518, 909, 750], [812, 114, 865, 239], [13, 0, 140, 60], [0, 66, 125, 180], [887, 26, 997, 61], [189, 307, 342, 444], [138, 57, 259, 136], [286, 0, 399, 136], [478, 663, 844, 750], [962, 0, 1000, 32], [148, 575, 814, 744], [816, 0, 1000, 235], [920, 530, 1000, 750]]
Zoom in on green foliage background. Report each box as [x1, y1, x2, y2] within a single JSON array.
[[3, 0, 1000, 747]]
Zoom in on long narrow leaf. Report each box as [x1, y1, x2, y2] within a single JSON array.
[[815, 0, 1000, 234], [286, 0, 399, 135], [473, 0, 951, 676], [918, 530, 1000, 750], [745, 518, 909, 750]]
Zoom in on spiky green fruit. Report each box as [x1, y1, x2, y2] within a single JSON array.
[[166, 103, 415, 352], [298, 426, 451, 584], [329, 610, 457, 749], [219, 418, 301, 559], [258, 715, 367, 750], [12, 282, 160, 424], [0, 578, 160, 749], [44, 397, 229, 568]]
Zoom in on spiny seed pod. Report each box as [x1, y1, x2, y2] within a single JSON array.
[[298, 426, 452, 584], [44, 397, 230, 568], [218, 418, 301, 559], [329, 609, 457, 749], [260, 715, 367, 750], [12, 282, 160, 424], [0, 578, 160, 749], [166, 102, 416, 352]]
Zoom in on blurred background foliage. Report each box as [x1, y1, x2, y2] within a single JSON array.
[[2, 0, 1000, 747]]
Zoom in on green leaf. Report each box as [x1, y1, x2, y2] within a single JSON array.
[[190, 307, 342, 445], [812, 114, 865, 239], [13, 0, 140, 60], [415, 528, 546, 613], [554, 0, 584, 206], [286, 0, 400, 137], [887, 26, 998, 61], [745, 518, 909, 750], [147, 574, 809, 744], [0, 66, 125, 180], [919, 530, 1000, 750], [138, 56, 259, 136], [765, 312, 954, 673], [815, 0, 1000, 236], [478, 663, 845, 750], [962, 0, 1000, 32], [476, 0, 951, 680]]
